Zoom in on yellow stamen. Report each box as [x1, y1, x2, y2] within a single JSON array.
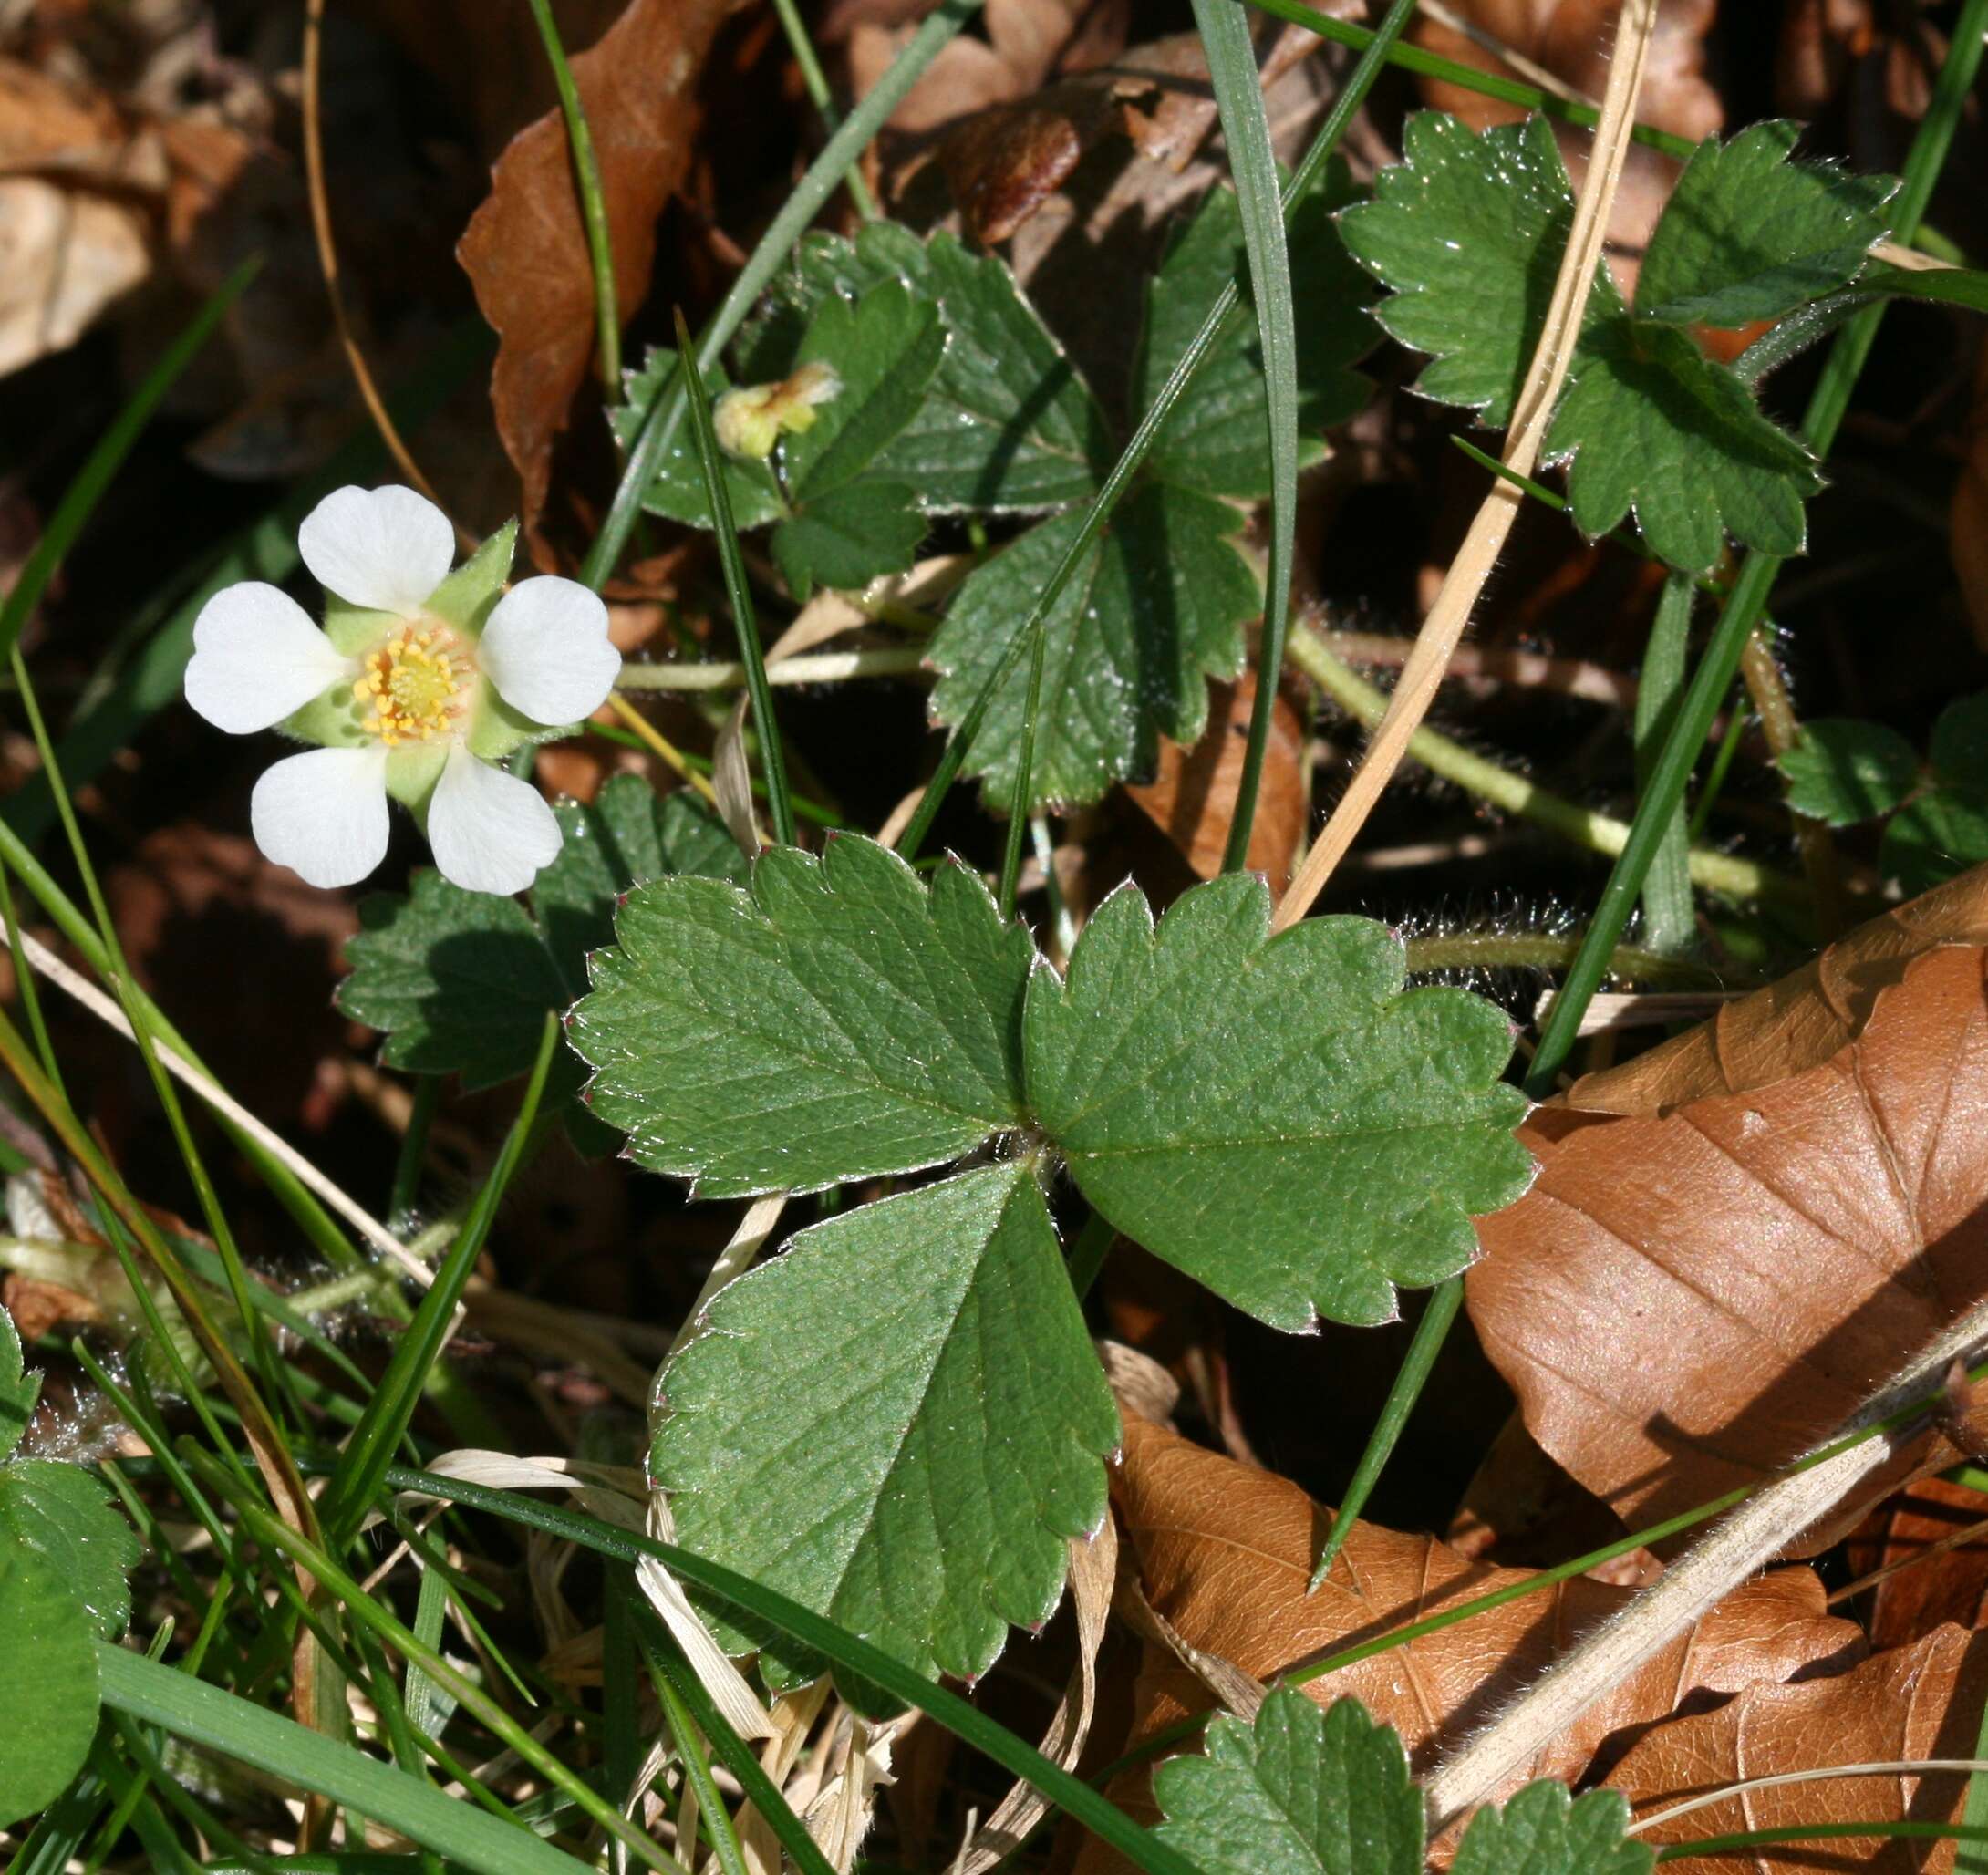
[[357, 619, 470, 746]]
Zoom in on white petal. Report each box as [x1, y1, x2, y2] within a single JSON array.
[[250, 747, 390, 889], [427, 744, 561, 896], [479, 576, 620, 725], [185, 583, 354, 734], [298, 485, 455, 616]]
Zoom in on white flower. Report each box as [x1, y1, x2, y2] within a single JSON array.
[[184, 485, 619, 896]]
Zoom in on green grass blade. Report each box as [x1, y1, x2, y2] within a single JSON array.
[[648, 1658, 751, 1875], [525, 0, 619, 389], [639, 1621, 836, 1875], [379, 1466, 1203, 1875], [1245, 0, 1697, 160], [0, 258, 254, 668], [1526, 0, 1988, 1095], [1959, 1670, 1988, 1873], [324, 1016, 561, 1543], [95, 1645, 593, 1875], [1307, 1276, 1461, 1591], [1633, 575, 1698, 955], [581, 0, 985, 592], [671, 306, 794, 847], [1658, 1822, 1988, 1860], [769, 0, 877, 218]]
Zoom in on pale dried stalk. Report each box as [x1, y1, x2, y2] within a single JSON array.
[[616, 647, 927, 691], [0, 918, 427, 1280], [1628, 1758, 1988, 1836], [1273, 0, 1661, 931], [1420, 1302, 1988, 1831]]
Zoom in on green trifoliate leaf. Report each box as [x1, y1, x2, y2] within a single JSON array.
[[1342, 110, 1834, 573], [0, 1456, 139, 1640], [0, 1542, 98, 1828], [738, 222, 1112, 513], [1544, 315, 1819, 572], [1450, 1781, 1651, 1875], [1339, 113, 1620, 429], [339, 779, 741, 1139], [1776, 718, 1920, 824], [1153, 1692, 1423, 1875], [653, 1160, 1118, 1693], [0, 1301, 39, 1459], [771, 476, 927, 602], [1026, 874, 1532, 1330], [1636, 122, 1895, 328], [570, 835, 1034, 1196], [1138, 156, 1375, 497], [1882, 690, 1988, 891], [927, 482, 1258, 810], [616, 349, 786, 531]]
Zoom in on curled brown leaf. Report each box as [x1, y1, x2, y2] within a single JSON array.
[[1071, 1415, 1859, 1871]]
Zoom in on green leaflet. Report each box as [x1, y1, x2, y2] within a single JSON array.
[[338, 779, 742, 1144], [1776, 718, 1921, 824], [652, 1160, 1118, 1695], [1025, 874, 1533, 1330], [1636, 121, 1896, 327], [1450, 1781, 1652, 1875], [569, 834, 1034, 1196], [927, 482, 1259, 809], [1883, 690, 1988, 891], [1137, 156, 1376, 498], [0, 1544, 98, 1828], [1341, 110, 1892, 572], [0, 1459, 139, 1641], [0, 1298, 39, 1456], [1153, 1692, 1423, 1875], [735, 220, 1113, 513]]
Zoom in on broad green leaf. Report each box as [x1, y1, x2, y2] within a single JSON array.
[[339, 780, 742, 1132], [771, 476, 927, 602], [927, 481, 1258, 810], [1637, 122, 1895, 328], [1450, 1781, 1651, 1875], [1881, 690, 1988, 891], [652, 1161, 1118, 1691], [1776, 718, 1920, 824], [1545, 315, 1818, 572], [1152, 1691, 1423, 1875], [1339, 112, 1620, 429], [615, 348, 786, 531], [782, 281, 945, 500], [1138, 157, 1375, 496], [0, 1543, 98, 1828], [0, 1300, 39, 1458], [1026, 875, 1533, 1330], [0, 1457, 138, 1639], [739, 223, 1112, 513], [570, 835, 1034, 1196]]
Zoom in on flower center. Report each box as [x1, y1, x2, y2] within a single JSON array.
[[354, 625, 470, 747]]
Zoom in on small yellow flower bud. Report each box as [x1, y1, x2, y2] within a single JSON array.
[[712, 360, 844, 461]]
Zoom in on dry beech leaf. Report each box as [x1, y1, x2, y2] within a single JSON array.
[[1569, 862, 1988, 1115], [1470, 943, 1988, 1549], [1069, 1416, 1859, 1872], [1844, 1476, 1988, 1652], [1609, 1622, 1988, 1872], [1123, 676, 1307, 896], [458, 0, 740, 535]]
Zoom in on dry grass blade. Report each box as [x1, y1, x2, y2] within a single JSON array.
[[1271, 0, 1660, 930]]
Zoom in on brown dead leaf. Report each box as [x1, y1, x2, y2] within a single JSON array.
[[1609, 1622, 1988, 1872], [1469, 943, 1988, 1550], [457, 0, 740, 536], [1845, 1476, 1988, 1652], [1569, 860, 1988, 1114], [1071, 1416, 1860, 1872], [1123, 676, 1306, 896]]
